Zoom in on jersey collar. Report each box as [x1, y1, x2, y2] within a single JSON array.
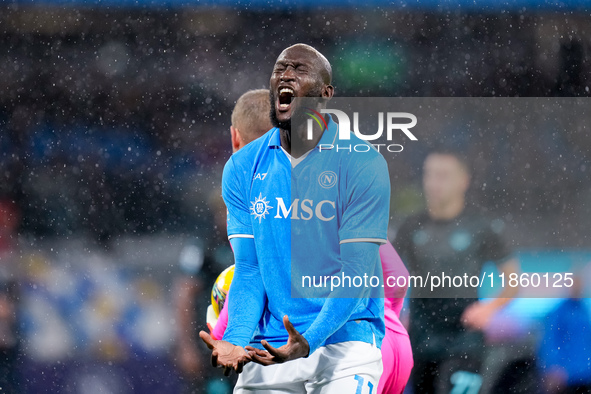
[[268, 127, 282, 148]]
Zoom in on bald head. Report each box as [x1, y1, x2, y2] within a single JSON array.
[[230, 89, 273, 152], [270, 44, 334, 134], [278, 43, 332, 85]]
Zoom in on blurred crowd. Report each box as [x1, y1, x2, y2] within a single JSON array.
[[0, 8, 590, 241]]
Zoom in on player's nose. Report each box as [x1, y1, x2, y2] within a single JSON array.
[[280, 67, 296, 81]]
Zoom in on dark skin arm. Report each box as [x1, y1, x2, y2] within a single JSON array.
[[245, 315, 310, 365], [199, 330, 251, 376]]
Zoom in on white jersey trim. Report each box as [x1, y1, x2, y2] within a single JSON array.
[[340, 238, 387, 245], [228, 234, 255, 240], [280, 146, 311, 168]]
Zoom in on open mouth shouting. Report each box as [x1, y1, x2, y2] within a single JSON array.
[[277, 86, 295, 113]]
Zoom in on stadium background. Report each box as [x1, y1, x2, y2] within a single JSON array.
[[0, 1, 590, 393]]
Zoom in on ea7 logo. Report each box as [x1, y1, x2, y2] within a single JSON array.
[[253, 173, 267, 181], [274, 198, 335, 221]]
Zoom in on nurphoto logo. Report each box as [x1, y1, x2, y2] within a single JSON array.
[[306, 108, 418, 153]]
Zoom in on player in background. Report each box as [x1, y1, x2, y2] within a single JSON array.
[[200, 43, 390, 392], [207, 89, 273, 341], [174, 89, 272, 391], [394, 148, 520, 394], [229, 89, 275, 153]]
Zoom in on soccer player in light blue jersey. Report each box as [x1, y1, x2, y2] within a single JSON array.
[[200, 44, 391, 393]]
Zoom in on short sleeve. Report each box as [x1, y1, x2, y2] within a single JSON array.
[[221, 157, 253, 240], [338, 154, 390, 244], [479, 218, 512, 266]]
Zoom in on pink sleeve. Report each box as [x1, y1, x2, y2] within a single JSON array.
[[213, 237, 233, 340], [211, 291, 229, 340], [379, 240, 409, 317]]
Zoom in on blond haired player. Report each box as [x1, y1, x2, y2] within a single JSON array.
[[174, 89, 272, 390]]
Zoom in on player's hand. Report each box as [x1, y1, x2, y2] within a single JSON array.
[[199, 330, 251, 375], [461, 301, 495, 330], [245, 315, 309, 365]]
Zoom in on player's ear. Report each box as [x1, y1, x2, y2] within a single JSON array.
[[230, 126, 241, 153], [322, 84, 334, 99]]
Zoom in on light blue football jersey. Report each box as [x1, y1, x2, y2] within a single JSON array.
[[222, 115, 390, 351]]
